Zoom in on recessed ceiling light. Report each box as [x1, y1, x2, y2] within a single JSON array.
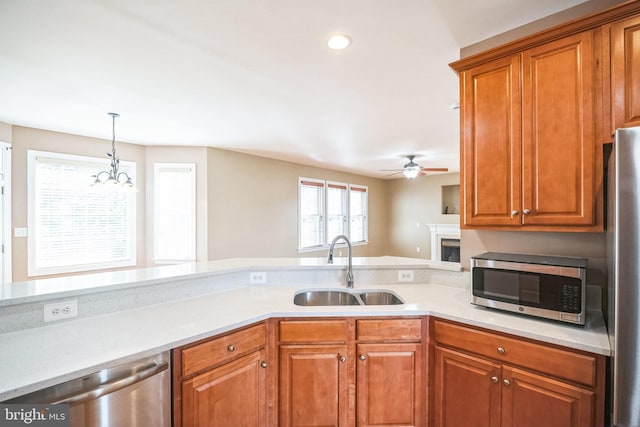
[[327, 34, 352, 50]]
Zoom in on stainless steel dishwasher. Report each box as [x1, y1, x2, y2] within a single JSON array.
[[6, 351, 171, 427]]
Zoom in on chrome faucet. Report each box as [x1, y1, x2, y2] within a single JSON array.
[[327, 234, 354, 288]]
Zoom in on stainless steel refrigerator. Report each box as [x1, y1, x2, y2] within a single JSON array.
[[607, 126, 640, 427]]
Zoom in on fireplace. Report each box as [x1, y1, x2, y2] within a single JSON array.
[[428, 224, 461, 264]]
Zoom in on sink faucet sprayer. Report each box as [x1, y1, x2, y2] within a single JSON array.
[[327, 234, 354, 288]]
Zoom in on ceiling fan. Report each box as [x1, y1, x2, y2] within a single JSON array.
[[381, 155, 449, 179]]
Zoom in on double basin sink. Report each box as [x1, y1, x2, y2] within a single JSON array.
[[294, 289, 404, 306]]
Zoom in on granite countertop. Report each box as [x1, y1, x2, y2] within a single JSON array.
[[0, 270, 610, 401]]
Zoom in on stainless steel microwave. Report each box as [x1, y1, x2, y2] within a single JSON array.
[[471, 252, 587, 325]]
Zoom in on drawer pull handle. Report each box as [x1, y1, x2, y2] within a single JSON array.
[[497, 347, 506, 355], [227, 345, 235, 352], [340, 356, 347, 363], [503, 379, 511, 386], [491, 376, 499, 383], [261, 362, 268, 368]]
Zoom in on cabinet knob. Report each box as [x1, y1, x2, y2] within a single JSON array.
[[503, 379, 511, 386], [261, 361, 268, 368], [497, 347, 506, 355], [227, 345, 235, 352], [491, 376, 499, 383], [340, 356, 347, 363], [359, 354, 366, 361], [511, 210, 519, 216], [523, 209, 531, 215]]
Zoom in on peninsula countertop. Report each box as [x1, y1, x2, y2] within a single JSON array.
[[0, 257, 609, 401]]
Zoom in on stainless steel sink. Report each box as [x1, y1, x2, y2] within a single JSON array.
[[358, 291, 404, 305], [293, 289, 361, 306], [293, 289, 404, 306]]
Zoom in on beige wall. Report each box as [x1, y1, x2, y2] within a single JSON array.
[[144, 146, 209, 265], [461, 230, 607, 280], [0, 121, 11, 142], [10, 126, 147, 281], [206, 148, 390, 259], [387, 173, 460, 259]]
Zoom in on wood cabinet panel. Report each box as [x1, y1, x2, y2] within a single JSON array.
[[612, 14, 640, 130], [460, 55, 522, 227], [521, 32, 595, 226], [279, 319, 348, 343], [356, 318, 422, 342], [181, 350, 268, 427], [501, 366, 595, 427], [182, 323, 266, 377], [433, 319, 597, 387], [356, 343, 423, 426], [433, 346, 502, 427], [279, 344, 349, 427]]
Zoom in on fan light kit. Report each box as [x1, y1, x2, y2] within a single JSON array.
[[380, 155, 449, 179]]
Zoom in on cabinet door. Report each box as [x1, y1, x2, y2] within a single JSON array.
[[181, 349, 268, 427], [612, 15, 640, 130], [460, 55, 522, 227], [279, 344, 349, 427], [433, 346, 502, 427], [521, 31, 596, 226], [501, 366, 595, 427], [356, 343, 423, 426]]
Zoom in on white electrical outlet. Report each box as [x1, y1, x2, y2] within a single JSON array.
[[44, 299, 78, 322], [398, 270, 414, 282], [250, 272, 267, 284]]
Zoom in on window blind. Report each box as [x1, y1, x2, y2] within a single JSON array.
[[28, 150, 136, 276]]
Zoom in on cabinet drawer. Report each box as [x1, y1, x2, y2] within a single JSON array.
[[433, 320, 597, 387], [357, 318, 422, 341], [279, 320, 348, 343], [182, 323, 266, 377]]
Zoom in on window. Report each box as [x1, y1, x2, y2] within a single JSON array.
[[299, 179, 325, 249], [27, 150, 136, 276], [154, 163, 196, 263], [350, 185, 368, 243], [298, 177, 368, 251], [327, 182, 348, 239]]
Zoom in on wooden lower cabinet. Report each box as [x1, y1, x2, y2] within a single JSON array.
[[432, 319, 605, 427], [277, 317, 425, 427], [357, 343, 423, 426], [501, 366, 594, 427], [279, 344, 349, 427], [182, 349, 268, 427], [433, 347, 501, 427], [174, 322, 271, 427]]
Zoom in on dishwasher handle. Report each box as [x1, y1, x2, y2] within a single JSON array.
[[53, 359, 169, 406]]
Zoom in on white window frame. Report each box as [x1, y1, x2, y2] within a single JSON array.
[[349, 184, 369, 244], [27, 150, 137, 276], [298, 177, 369, 252], [326, 181, 348, 243], [153, 163, 196, 264], [298, 178, 325, 250]]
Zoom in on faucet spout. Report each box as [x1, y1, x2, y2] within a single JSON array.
[[327, 234, 354, 288]]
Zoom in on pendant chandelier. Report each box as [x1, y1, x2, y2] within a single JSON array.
[[91, 112, 134, 188]]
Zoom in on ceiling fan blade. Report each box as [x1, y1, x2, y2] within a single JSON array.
[[420, 167, 449, 172], [379, 169, 404, 172], [385, 171, 404, 176]]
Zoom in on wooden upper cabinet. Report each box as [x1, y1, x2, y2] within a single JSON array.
[[612, 14, 640, 130], [521, 32, 596, 226], [457, 30, 600, 230], [460, 55, 522, 227]]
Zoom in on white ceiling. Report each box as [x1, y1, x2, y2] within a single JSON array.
[[0, 0, 588, 179]]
